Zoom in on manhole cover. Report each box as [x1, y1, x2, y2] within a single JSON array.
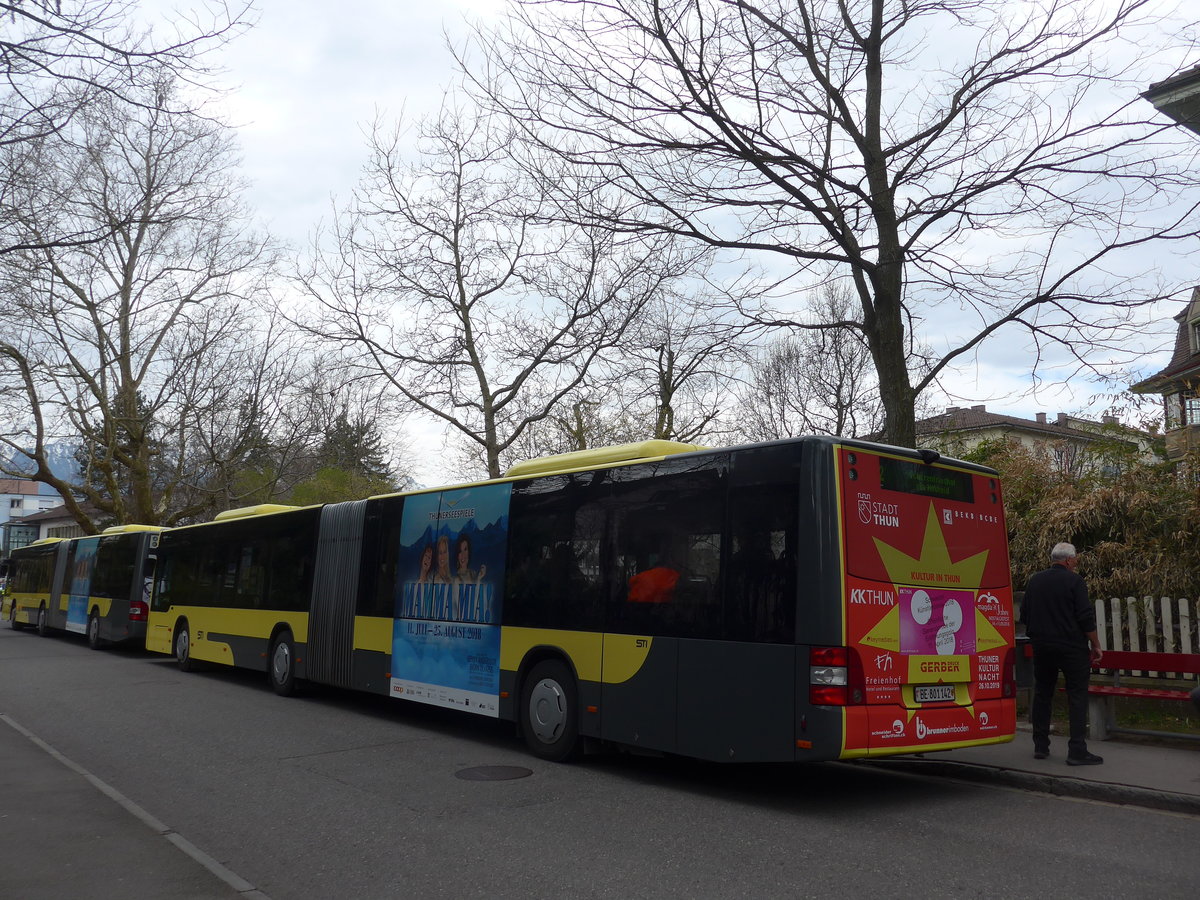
[[455, 765, 534, 781]]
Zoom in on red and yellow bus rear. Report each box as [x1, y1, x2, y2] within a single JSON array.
[[807, 443, 1015, 758]]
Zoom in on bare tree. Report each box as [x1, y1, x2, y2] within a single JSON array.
[[0, 80, 282, 529], [739, 284, 884, 440], [1, 0, 248, 254], [295, 104, 711, 480], [607, 287, 746, 444], [503, 395, 644, 461], [475, 0, 1200, 447]]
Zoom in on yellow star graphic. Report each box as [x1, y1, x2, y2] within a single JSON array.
[[858, 503, 1009, 657], [873, 504, 988, 589]]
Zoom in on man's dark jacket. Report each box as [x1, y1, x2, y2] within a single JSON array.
[[1020, 563, 1095, 650]]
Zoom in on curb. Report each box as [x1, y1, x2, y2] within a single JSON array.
[[864, 757, 1200, 817]]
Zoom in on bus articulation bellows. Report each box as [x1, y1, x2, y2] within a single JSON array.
[[139, 437, 1017, 763]]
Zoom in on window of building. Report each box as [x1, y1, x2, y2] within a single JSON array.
[[1166, 393, 1183, 429], [1186, 394, 1200, 426], [9, 498, 21, 509]]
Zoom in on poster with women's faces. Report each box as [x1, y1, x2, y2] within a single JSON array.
[[899, 587, 977, 656], [390, 483, 511, 717], [66, 536, 101, 634]]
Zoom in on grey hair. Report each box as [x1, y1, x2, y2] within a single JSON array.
[[1050, 542, 1077, 562]]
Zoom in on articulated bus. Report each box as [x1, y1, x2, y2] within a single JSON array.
[[146, 437, 1017, 762], [3, 526, 163, 649]]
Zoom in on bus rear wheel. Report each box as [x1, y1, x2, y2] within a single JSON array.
[[269, 630, 297, 696], [86, 610, 103, 650], [9, 603, 25, 631], [520, 659, 580, 762], [36, 604, 48, 636], [174, 623, 194, 672]]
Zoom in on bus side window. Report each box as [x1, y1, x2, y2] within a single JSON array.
[[726, 485, 797, 643], [505, 475, 604, 631], [606, 460, 726, 639]]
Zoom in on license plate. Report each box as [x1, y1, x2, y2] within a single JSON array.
[[915, 684, 956, 703]]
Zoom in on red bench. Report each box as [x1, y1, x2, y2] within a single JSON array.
[[1086, 649, 1200, 741]]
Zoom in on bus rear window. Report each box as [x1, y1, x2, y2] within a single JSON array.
[[878, 456, 974, 503]]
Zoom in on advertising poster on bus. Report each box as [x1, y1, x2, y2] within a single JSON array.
[[838, 448, 1015, 755], [66, 536, 101, 634], [390, 484, 512, 716]]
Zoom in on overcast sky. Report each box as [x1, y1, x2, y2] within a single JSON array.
[[189, 0, 502, 249], [145, 0, 1190, 470]]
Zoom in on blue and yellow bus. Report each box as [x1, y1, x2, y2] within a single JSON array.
[[4, 526, 163, 649], [146, 437, 1017, 762]]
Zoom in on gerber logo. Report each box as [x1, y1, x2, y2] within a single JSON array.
[[858, 493, 873, 525]]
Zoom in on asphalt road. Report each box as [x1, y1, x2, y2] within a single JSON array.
[[2, 626, 1197, 899]]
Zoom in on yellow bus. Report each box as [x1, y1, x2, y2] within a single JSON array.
[[4, 526, 163, 648], [146, 438, 1017, 762]]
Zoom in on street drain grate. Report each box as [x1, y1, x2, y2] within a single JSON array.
[[454, 765, 534, 781]]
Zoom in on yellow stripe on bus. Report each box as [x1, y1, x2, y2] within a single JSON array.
[[147, 607, 309, 664], [601, 633, 655, 684], [353, 616, 392, 653], [498, 627, 656, 685], [498, 627, 603, 681]]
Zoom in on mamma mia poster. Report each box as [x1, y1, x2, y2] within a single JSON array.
[[390, 483, 511, 716], [66, 536, 101, 634]]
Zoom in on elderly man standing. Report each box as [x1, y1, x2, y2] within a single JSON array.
[[1020, 542, 1104, 766]]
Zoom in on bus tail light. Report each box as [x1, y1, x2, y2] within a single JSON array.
[[809, 646, 865, 706], [1001, 645, 1017, 698], [129, 600, 149, 622]]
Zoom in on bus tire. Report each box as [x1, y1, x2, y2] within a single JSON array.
[[86, 610, 103, 650], [9, 603, 25, 631], [36, 603, 48, 636], [175, 622, 194, 672], [269, 630, 297, 697], [520, 659, 580, 762]]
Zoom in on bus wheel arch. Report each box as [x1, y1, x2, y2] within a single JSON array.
[[268, 626, 298, 697], [173, 619, 194, 672], [519, 654, 580, 762]]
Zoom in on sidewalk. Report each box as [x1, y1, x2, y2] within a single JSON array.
[[871, 725, 1200, 815], [0, 715, 258, 900]]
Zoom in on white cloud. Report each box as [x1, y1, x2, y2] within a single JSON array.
[[150, 1, 505, 248]]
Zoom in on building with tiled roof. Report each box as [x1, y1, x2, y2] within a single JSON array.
[[916, 404, 1158, 475], [1131, 287, 1200, 460]]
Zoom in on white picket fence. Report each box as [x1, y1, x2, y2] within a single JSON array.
[[1094, 597, 1200, 679]]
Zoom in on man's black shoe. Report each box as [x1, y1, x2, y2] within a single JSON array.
[[1033, 750, 1049, 760], [1066, 752, 1104, 766]]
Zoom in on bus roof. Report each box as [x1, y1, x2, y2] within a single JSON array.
[[504, 440, 707, 479], [213, 504, 303, 522], [101, 524, 167, 535]]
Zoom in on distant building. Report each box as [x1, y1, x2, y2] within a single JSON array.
[[1131, 287, 1200, 460], [1144, 63, 1200, 137], [16, 504, 89, 541], [915, 405, 1158, 476], [0, 478, 68, 554]]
